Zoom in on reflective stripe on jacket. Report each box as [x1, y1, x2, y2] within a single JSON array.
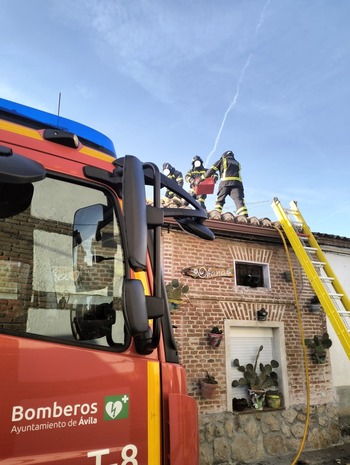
[[205, 155, 242, 184]]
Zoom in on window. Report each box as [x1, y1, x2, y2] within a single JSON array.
[[235, 261, 270, 288], [0, 177, 126, 350], [224, 320, 289, 411]]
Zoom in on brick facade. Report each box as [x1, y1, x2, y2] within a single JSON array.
[[162, 220, 340, 463]]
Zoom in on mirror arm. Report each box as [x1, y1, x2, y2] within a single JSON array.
[[143, 163, 162, 300], [84, 165, 122, 187], [0, 145, 46, 183]]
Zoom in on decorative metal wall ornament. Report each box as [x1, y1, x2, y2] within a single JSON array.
[[182, 265, 234, 279]]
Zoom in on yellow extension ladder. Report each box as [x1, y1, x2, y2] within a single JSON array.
[[272, 198, 350, 360]]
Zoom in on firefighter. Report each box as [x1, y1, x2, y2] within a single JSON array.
[[185, 155, 217, 210], [196, 150, 248, 217], [162, 163, 184, 205]]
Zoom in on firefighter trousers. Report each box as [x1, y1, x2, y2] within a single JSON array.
[[215, 184, 248, 216]]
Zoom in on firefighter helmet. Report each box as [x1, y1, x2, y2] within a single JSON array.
[[192, 155, 203, 168], [163, 162, 173, 176]]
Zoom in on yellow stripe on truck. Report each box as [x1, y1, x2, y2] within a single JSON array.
[[134, 271, 151, 295], [148, 361, 161, 465], [2, 120, 115, 162], [1, 121, 43, 140], [79, 145, 116, 162]]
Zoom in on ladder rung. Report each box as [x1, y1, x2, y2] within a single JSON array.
[[284, 209, 299, 215], [303, 246, 317, 252], [320, 276, 334, 282], [311, 261, 326, 267], [292, 221, 303, 228], [328, 293, 343, 299]]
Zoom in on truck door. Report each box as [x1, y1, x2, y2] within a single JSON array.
[[0, 176, 160, 464]]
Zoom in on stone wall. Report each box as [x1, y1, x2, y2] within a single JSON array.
[[199, 403, 340, 464]]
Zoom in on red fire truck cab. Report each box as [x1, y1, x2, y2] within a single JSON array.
[[0, 99, 214, 465]]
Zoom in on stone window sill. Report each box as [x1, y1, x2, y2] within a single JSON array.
[[232, 406, 285, 415]]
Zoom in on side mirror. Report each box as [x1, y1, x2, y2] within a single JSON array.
[[122, 155, 147, 271], [177, 218, 215, 241], [123, 279, 149, 336], [0, 145, 46, 218], [0, 145, 46, 183], [0, 183, 34, 218]]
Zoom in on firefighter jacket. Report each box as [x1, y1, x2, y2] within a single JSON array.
[[186, 166, 218, 188], [168, 169, 183, 187], [203, 154, 242, 187], [186, 167, 206, 187], [163, 163, 183, 199]]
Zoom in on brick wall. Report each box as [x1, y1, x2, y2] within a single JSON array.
[[162, 225, 338, 463]]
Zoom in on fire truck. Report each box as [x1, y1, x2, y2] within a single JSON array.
[[0, 98, 214, 465]]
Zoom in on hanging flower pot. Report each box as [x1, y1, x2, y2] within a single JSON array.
[[305, 333, 332, 364], [168, 299, 182, 311], [208, 327, 223, 348], [208, 332, 223, 348], [200, 372, 218, 399], [308, 295, 321, 313], [166, 279, 189, 311]]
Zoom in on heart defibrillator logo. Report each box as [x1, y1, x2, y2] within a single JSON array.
[[104, 395, 129, 421]]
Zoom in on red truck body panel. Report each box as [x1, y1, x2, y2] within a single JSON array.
[[0, 101, 199, 465]]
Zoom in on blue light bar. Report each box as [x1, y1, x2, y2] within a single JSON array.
[[0, 98, 116, 157]]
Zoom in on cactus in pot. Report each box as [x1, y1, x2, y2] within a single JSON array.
[[231, 345, 279, 410], [304, 333, 332, 364], [165, 279, 189, 309], [232, 345, 279, 391]]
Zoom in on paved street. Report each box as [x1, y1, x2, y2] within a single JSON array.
[[245, 437, 350, 465]]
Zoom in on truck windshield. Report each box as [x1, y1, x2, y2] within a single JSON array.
[[0, 177, 126, 349]]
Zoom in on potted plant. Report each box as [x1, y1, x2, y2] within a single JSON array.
[[200, 371, 218, 399], [232, 397, 249, 412], [309, 295, 321, 313], [208, 326, 223, 348], [165, 279, 189, 310], [265, 390, 283, 409], [304, 332, 332, 364], [232, 345, 279, 410]]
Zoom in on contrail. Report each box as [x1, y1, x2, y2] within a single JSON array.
[[205, 54, 252, 166], [255, 0, 270, 37], [205, 0, 270, 167]]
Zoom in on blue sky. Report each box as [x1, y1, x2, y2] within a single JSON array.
[[1, 0, 350, 236]]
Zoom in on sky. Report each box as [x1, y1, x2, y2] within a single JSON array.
[[1, 0, 350, 237]]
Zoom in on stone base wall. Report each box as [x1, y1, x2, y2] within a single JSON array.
[[199, 403, 341, 464]]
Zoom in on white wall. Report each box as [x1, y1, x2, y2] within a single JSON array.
[[324, 247, 350, 386]]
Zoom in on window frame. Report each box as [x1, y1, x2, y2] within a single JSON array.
[[234, 260, 271, 288], [224, 319, 289, 411]]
